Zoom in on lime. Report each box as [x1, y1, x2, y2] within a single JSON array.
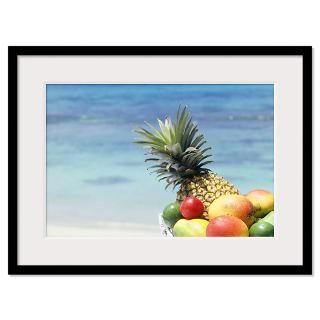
[[249, 221, 274, 237], [162, 202, 182, 228]]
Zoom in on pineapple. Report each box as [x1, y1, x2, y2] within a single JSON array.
[[134, 106, 239, 219]]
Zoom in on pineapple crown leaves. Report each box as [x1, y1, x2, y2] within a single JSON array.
[[134, 105, 213, 189]]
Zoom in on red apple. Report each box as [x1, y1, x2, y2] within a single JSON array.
[[180, 196, 204, 219]]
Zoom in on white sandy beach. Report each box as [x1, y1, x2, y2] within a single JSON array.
[[47, 220, 162, 237]]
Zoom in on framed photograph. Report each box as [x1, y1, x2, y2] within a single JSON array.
[[8, 46, 312, 275]]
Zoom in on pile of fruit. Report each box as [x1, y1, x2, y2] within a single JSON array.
[[135, 105, 274, 237], [162, 190, 274, 237]]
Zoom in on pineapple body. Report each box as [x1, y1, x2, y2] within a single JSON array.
[[135, 106, 240, 220], [176, 172, 239, 219]]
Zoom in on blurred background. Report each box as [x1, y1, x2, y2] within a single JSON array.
[[46, 84, 274, 236]]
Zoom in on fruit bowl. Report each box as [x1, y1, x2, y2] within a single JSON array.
[[159, 195, 275, 238], [159, 214, 174, 237]]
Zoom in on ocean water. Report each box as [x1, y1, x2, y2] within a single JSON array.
[[46, 84, 274, 236]]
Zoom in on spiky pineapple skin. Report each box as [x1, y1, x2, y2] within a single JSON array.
[[176, 172, 239, 219]]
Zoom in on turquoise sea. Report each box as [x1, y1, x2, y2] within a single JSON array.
[[46, 84, 274, 236]]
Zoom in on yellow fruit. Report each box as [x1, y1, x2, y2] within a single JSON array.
[[246, 189, 274, 218], [208, 194, 255, 227], [173, 219, 209, 237]]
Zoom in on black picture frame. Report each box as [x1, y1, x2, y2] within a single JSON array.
[[8, 46, 313, 275]]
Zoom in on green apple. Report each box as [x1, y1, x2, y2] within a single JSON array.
[[249, 221, 274, 237], [162, 202, 183, 228]]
